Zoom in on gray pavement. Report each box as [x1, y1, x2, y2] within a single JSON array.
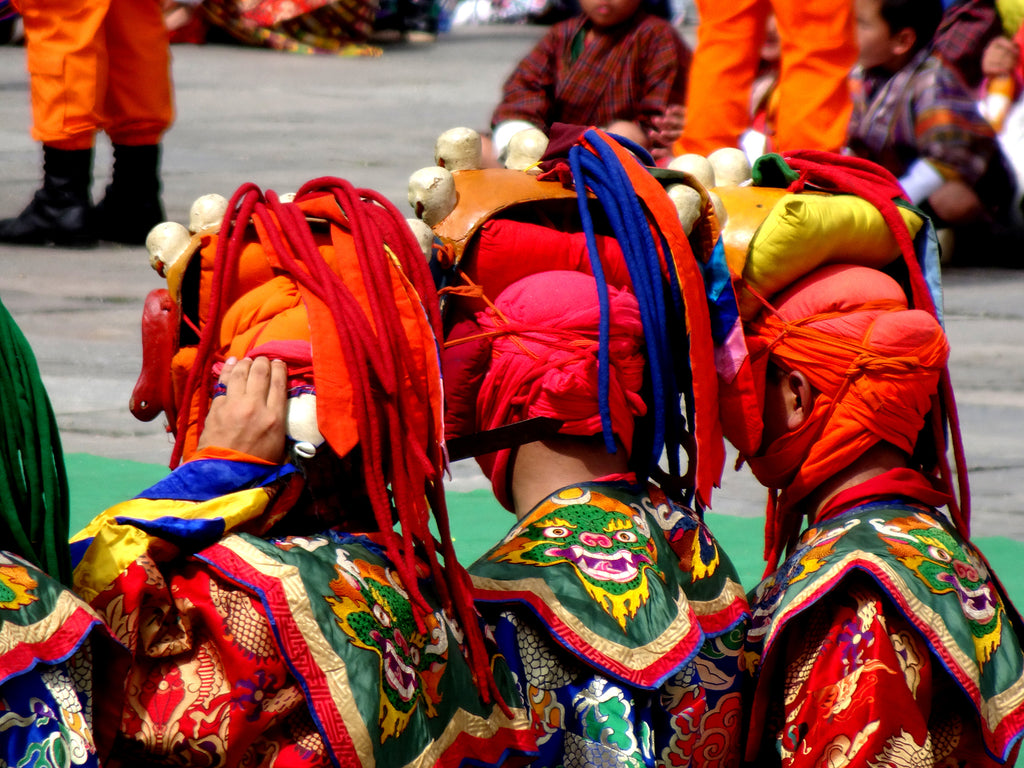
[[1, 26, 1022, 538]]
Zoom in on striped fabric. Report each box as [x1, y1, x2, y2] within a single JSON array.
[[847, 48, 999, 186]]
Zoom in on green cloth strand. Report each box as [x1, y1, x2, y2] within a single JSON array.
[[0, 298, 70, 584]]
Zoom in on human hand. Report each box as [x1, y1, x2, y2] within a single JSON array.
[[197, 356, 289, 463], [649, 105, 686, 161], [982, 36, 1020, 78]]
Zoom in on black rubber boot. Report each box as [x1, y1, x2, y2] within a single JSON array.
[[93, 143, 165, 245], [0, 146, 96, 247]]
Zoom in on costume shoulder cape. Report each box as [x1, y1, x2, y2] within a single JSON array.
[[201, 530, 535, 768], [71, 458, 537, 768], [469, 481, 748, 689], [747, 501, 1024, 762], [0, 551, 108, 688]]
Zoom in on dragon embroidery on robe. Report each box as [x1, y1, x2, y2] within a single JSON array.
[[491, 487, 660, 630], [325, 550, 450, 741]]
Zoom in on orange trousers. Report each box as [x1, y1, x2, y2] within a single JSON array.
[[14, 0, 173, 150], [675, 0, 856, 156]]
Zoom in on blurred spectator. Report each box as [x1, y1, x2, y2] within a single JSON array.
[[848, 0, 1018, 264], [979, 26, 1023, 129], [488, 0, 691, 164], [983, 28, 1023, 79], [163, 0, 209, 44], [374, 0, 441, 41], [933, 0, 1004, 89], [449, 0, 671, 28], [450, 0, 574, 26], [0, 0, 20, 44], [163, 0, 382, 54], [0, 0, 173, 246], [980, 13, 1024, 223]]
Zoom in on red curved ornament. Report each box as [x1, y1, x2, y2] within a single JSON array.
[[130, 288, 179, 426]]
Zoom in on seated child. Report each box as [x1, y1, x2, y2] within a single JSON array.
[[488, 0, 691, 163], [847, 0, 1018, 261]]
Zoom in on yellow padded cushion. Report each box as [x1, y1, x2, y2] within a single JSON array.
[[733, 192, 924, 319], [997, 0, 1024, 35]]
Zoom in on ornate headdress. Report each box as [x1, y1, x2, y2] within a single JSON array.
[[709, 151, 968, 567], [131, 177, 501, 704], [414, 124, 727, 511]]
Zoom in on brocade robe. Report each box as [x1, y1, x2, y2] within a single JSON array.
[[0, 551, 114, 768], [71, 457, 537, 767], [745, 471, 1024, 766], [470, 480, 750, 767]]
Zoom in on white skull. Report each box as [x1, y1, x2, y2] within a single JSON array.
[[707, 147, 752, 187], [189, 194, 229, 234], [708, 190, 728, 229], [505, 128, 548, 172], [666, 184, 702, 235], [434, 127, 483, 172], [145, 221, 192, 274], [406, 218, 435, 260], [287, 393, 325, 448], [668, 154, 716, 189], [408, 166, 457, 226]]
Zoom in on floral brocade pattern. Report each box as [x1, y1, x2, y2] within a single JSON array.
[[97, 557, 329, 767], [765, 582, 1004, 766], [0, 553, 105, 768], [94, 529, 535, 767], [0, 646, 101, 768], [491, 610, 745, 767], [74, 462, 536, 767]]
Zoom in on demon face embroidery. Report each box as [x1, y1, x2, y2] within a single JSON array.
[[325, 551, 448, 741], [491, 487, 660, 630], [873, 514, 1003, 664]]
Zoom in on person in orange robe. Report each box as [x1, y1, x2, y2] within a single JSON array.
[[674, 0, 857, 156], [0, 0, 174, 246]]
